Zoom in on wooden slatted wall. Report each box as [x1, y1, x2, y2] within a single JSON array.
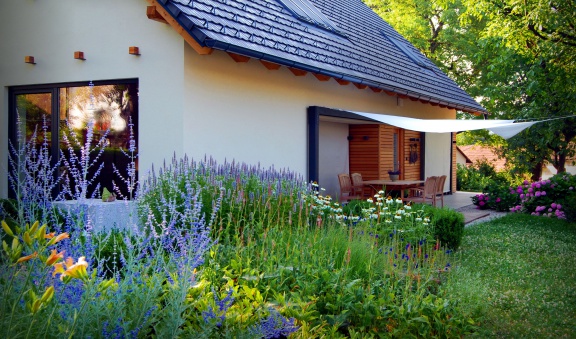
[[451, 132, 456, 192], [349, 125, 380, 180], [403, 130, 421, 181], [349, 124, 423, 181], [378, 125, 397, 179]]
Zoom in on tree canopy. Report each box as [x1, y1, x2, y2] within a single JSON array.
[[364, 0, 576, 179]]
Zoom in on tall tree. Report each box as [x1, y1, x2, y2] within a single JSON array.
[[462, 0, 576, 177], [364, 0, 576, 178]]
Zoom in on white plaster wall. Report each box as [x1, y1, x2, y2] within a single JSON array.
[[319, 122, 350, 198], [456, 151, 468, 167], [425, 133, 452, 193], [0, 0, 184, 198], [0, 0, 459, 199], [542, 164, 576, 180], [183, 45, 455, 181]]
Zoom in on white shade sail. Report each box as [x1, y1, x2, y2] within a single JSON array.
[[351, 111, 540, 139]]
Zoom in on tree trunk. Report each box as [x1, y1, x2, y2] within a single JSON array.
[[553, 152, 567, 173], [530, 162, 543, 181]]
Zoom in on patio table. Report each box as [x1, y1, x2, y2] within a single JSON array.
[[362, 179, 425, 199]]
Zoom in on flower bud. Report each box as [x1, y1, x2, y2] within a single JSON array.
[[1, 220, 14, 237]]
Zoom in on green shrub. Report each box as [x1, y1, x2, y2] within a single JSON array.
[[510, 173, 576, 220], [425, 206, 465, 250], [93, 229, 129, 278], [457, 163, 492, 192], [558, 192, 576, 223], [468, 169, 523, 212], [482, 182, 520, 212], [457, 159, 524, 193]]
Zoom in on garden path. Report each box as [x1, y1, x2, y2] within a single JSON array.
[[443, 191, 509, 226]]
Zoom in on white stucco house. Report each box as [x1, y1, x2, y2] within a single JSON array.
[[0, 0, 487, 200]]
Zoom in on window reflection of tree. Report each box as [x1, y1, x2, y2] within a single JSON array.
[[17, 94, 52, 145], [59, 83, 137, 198]]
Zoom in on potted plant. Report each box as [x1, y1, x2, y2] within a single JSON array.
[[388, 169, 401, 181]]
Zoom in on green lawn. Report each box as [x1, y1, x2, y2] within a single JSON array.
[[446, 213, 576, 338]]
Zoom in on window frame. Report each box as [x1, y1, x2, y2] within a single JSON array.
[[277, 0, 345, 36], [8, 78, 139, 199]]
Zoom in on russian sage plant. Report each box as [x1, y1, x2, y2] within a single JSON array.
[[6, 115, 62, 225]]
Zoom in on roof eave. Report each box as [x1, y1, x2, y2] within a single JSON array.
[[153, 0, 487, 115]]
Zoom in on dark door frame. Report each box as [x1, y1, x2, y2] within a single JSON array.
[[307, 106, 426, 183]]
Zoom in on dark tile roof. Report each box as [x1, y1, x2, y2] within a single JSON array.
[[157, 0, 486, 114]]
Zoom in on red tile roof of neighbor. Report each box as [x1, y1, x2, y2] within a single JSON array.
[[458, 145, 507, 172]]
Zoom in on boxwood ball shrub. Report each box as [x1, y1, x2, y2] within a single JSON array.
[[559, 191, 576, 223], [424, 206, 465, 250]]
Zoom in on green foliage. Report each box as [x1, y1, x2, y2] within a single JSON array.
[[459, 159, 525, 212], [93, 229, 128, 278], [423, 206, 465, 251], [200, 216, 474, 338], [3, 153, 485, 338], [137, 157, 308, 242], [457, 160, 523, 194], [511, 173, 576, 221], [457, 163, 492, 192], [138, 172, 477, 337], [446, 214, 576, 337], [365, 0, 576, 178]]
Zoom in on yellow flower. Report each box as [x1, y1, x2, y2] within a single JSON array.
[[45, 249, 65, 266], [17, 251, 38, 263], [52, 262, 65, 277], [52, 256, 89, 282]]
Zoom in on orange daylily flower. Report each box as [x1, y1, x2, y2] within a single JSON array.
[[52, 262, 65, 277], [45, 249, 65, 266], [52, 256, 89, 282], [17, 251, 38, 263], [47, 232, 69, 246], [44, 232, 55, 239], [66, 256, 88, 279]]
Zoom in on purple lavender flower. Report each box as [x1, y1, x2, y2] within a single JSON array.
[[203, 288, 235, 327], [249, 308, 299, 339]]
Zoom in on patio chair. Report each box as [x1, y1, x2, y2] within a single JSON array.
[[350, 172, 373, 197], [338, 173, 362, 204], [404, 176, 437, 206], [432, 175, 447, 207]]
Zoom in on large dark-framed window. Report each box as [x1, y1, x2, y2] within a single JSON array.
[[8, 78, 139, 199]]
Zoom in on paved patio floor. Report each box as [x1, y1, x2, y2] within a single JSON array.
[[442, 191, 509, 225]]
